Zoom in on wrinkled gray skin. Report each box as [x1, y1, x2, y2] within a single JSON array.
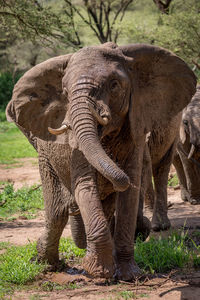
[[174, 86, 200, 205], [138, 113, 181, 233], [6, 42, 196, 280]]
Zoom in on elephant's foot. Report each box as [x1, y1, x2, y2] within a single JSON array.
[[151, 214, 171, 232], [135, 216, 151, 241], [114, 257, 142, 281], [180, 188, 200, 205], [180, 188, 190, 202], [188, 197, 200, 205], [36, 236, 59, 266], [82, 250, 114, 278]]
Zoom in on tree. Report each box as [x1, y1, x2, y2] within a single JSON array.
[[153, 0, 173, 14], [64, 0, 134, 44], [0, 0, 80, 47], [153, 0, 200, 76], [0, 0, 82, 74]]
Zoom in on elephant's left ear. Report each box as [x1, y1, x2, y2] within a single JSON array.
[[6, 53, 72, 143], [119, 44, 196, 136]]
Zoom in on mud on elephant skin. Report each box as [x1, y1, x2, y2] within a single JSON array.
[[174, 86, 200, 205], [6, 42, 196, 280]]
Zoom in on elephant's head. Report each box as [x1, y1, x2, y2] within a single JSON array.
[[180, 86, 200, 158], [6, 42, 196, 190]]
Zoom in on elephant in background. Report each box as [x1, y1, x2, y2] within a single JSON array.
[[174, 86, 200, 205], [6, 42, 196, 280]]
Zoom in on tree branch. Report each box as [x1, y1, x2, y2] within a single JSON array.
[[153, 0, 173, 14]]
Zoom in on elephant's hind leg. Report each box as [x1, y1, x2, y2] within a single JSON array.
[[37, 156, 70, 266], [173, 150, 189, 202], [151, 143, 176, 231]]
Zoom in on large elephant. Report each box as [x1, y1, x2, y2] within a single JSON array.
[[174, 86, 200, 205], [6, 42, 196, 280]]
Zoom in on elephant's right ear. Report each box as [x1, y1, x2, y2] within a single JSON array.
[[6, 54, 72, 143], [119, 44, 196, 136]]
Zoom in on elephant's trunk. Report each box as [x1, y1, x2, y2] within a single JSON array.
[[69, 84, 130, 192]]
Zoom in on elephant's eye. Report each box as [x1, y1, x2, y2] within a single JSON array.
[[183, 119, 188, 126], [109, 80, 120, 92]]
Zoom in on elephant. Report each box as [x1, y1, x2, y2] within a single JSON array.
[[174, 86, 200, 205], [6, 42, 196, 280], [138, 112, 182, 233]]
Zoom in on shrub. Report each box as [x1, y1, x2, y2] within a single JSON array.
[[0, 72, 22, 110]]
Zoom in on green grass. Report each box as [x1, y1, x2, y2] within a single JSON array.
[[135, 230, 200, 274], [1, 231, 200, 298], [0, 238, 85, 298], [0, 183, 44, 220], [0, 242, 10, 251], [0, 121, 37, 165], [168, 174, 179, 187], [59, 237, 86, 261], [0, 243, 46, 298]]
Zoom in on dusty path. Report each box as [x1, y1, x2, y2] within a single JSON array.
[[0, 158, 40, 189], [1, 160, 200, 299], [0, 158, 71, 245]]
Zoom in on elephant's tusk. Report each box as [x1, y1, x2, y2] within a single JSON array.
[[88, 103, 109, 126], [48, 123, 70, 135], [188, 144, 195, 159]]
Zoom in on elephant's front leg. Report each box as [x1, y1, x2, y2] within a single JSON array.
[[37, 155, 70, 266], [71, 150, 114, 278], [114, 141, 145, 281]]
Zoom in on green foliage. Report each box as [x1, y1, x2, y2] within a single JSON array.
[[0, 121, 37, 164], [135, 230, 200, 273], [0, 242, 10, 250], [0, 0, 74, 46], [0, 183, 43, 220], [153, 0, 200, 73], [59, 237, 86, 261], [0, 238, 85, 298], [124, 0, 200, 80], [118, 290, 135, 299], [0, 108, 6, 122], [168, 174, 179, 187], [0, 243, 46, 298], [0, 72, 22, 110], [63, 0, 135, 44]]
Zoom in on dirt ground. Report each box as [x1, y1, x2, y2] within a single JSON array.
[[1, 158, 200, 299]]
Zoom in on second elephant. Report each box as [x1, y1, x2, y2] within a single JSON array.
[[174, 86, 200, 205]]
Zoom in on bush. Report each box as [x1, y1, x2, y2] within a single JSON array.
[[0, 72, 22, 110]]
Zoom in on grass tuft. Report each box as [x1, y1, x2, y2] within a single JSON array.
[[59, 237, 86, 261], [135, 230, 200, 273], [0, 243, 46, 298], [0, 121, 37, 165], [0, 183, 43, 220], [168, 174, 179, 187], [0, 243, 45, 285]]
